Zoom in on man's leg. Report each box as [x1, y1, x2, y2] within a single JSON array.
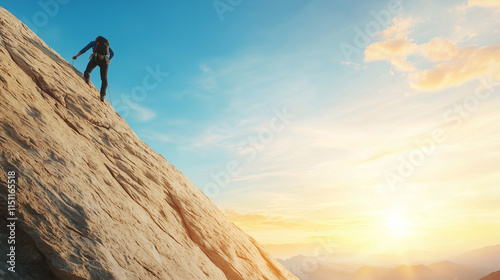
[[99, 61, 109, 96], [84, 59, 97, 84]]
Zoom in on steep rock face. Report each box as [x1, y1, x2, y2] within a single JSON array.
[[0, 6, 297, 280], [481, 271, 500, 280]]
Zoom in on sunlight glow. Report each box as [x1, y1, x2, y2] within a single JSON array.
[[385, 211, 412, 238]]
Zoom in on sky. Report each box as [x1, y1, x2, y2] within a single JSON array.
[[2, 0, 500, 262]]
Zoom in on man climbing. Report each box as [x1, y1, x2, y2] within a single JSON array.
[[73, 36, 114, 102]]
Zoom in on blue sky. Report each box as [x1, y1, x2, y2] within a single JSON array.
[[3, 0, 500, 260]]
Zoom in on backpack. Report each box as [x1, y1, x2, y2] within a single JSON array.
[[94, 36, 110, 55]]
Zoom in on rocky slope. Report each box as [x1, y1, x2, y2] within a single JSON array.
[[0, 6, 297, 280], [481, 271, 500, 280]]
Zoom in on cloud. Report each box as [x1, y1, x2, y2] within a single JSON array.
[[364, 37, 418, 72], [341, 60, 362, 70], [364, 18, 500, 91], [417, 38, 461, 62], [197, 63, 218, 91], [411, 45, 500, 91], [381, 17, 412, 38], [191, 126, 234, 148], [125, 102, 157, 122], [468, 0, 500, 7], [223, 209, 305, 230], [199, 64, 212, 74], [365, 17, 417, 72], [142, 131, 173, 143]]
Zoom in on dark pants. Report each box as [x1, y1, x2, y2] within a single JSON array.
[[84, 56, 108, 96]]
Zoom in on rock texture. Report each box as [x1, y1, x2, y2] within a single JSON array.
[[481, 271, 500, 280], [0, 6, 297, 280]]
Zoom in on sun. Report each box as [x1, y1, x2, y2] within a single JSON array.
[[384, 211, 412, 238]]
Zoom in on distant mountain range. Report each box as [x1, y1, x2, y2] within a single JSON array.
[[278, 255, 357, 280], [429, 261, 492, 280], [380, 264, 442, 280], [350, 262, 491, 280], [279, 244, 500, 280], [353, 265, 392, 280], [450, 245, 500, 271]]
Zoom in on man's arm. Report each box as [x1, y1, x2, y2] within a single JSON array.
[[109, 48, 114, 60], [72, 41, 95, 60]]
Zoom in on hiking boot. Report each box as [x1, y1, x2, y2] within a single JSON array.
[[84, 76, 90, 85], [100, 94, 105, 102]]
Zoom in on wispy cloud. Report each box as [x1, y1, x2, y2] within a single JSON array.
[[364, 36, 417, 72], [411, 45, 500, 90], [365, 17, 417, 72], [468, 0, 500, 7], [364, 15, 500, 91], [341, 60, 362, 70], [380, 17, 413, 38], [126, 102, 156, 122], [141, 131, 173, 143], [197, 63, 218, 91], [416, 37, 461, 62], [223, 209, 305, 230]]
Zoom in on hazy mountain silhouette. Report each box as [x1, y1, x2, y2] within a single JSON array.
[[450, 245, 500, 271], [383, 264, 442, 280], [307, 264, 352, 280], [429, 261, 492, 280], [353, 265, 391, 280], [280, 245, 500, 280]]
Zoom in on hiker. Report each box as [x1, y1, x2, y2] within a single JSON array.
[[73, 36, 114, 102]]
